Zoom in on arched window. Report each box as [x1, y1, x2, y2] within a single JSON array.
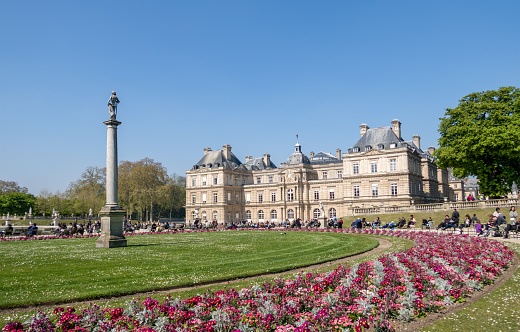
[[313, 208, 321, 219], [246, 210, 251, 220], [258, 210, 264, 220], [271, 210, 277, 220], [377, 144, 384, 150], [202, 211, 207, 221], [287, 209, 295, 221], [213, 211, 218, 221], [329, 208, 336, 219], [287, 189, 294, 201]]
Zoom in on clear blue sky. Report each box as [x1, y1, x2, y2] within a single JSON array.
[[1, 1, 519, 195]]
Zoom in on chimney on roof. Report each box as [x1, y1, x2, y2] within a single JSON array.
[[203, 147, 212, 156], [263, 153, 271, 166], [391, 119, 401, 139], [222, 144, 232, 160], [336, 148, 342, 160], [412, 135, 421, 150], [428, 146, 435, 156], [245, 155, 252, 163], [309, 151, 315, 158], [360, 124, 369, 137]]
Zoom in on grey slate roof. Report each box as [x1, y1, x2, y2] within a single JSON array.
[[348, 126, 430, 158], [243, 157, 277, 170], [287, 142, 310, 165], [192, 149, 243, 170], [448, 168, 462, 181], [310, 152, 342, 165], [348, 127, 402, 153], [464, 178, 479, 190]]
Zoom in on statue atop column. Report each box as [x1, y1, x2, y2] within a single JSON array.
[[107, 91, 120, 120], [98, 91, 127, 248]]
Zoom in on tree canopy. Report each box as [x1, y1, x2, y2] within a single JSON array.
[[0, 192, 36, 215], [66, 166, 105, 216], [434, 86, 520, 197], [0, 180, 28, 195], [118, 158, 185, 221]]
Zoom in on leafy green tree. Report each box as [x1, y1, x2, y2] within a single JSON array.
[[435, 86, 520, 197], [66, 166, 105, 215], [0, 192, 36, 215], [118, 158, 172, 221]]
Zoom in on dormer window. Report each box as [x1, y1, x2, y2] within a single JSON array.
[[390, 143, 397, 148], [364, 146, 372, 152], [353, 147, 360, 153], [377, 144, 384, 150]]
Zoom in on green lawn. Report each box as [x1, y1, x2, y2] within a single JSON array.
[[0, 230, 377, 308]]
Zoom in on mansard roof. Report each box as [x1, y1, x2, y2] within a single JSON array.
[[192, 149, 243, 170], [349, 126, 402, 152], [243, 157, 277, 170], [310, 152, 342, 165], [348, 126, 430, 159]]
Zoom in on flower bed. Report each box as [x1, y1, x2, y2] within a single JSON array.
[[2, 229, 514, 332]]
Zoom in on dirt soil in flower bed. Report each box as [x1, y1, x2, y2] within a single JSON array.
[[0, 237, 392, 316], [396, 251, 519, 332]]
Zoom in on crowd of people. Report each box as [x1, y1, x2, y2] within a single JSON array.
[[3, 206, 520, 240], [186, 217, 345, 230], [348, 214, 422, 230]]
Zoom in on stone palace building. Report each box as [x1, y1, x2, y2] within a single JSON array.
[[185, 120, 449, 224]]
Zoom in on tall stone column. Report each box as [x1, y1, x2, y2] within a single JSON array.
[[96, 94, 127, 248]]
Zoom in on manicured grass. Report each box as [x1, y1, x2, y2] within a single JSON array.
[[0, 230, 378, 308], [420, 241, 520, 331], [0, 233, 411, 329]]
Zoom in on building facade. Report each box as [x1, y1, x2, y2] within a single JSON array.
[[186, 120, 449, 224]]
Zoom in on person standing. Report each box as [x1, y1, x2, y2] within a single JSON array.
[[452, 208, 460, 224], [509, 206, 518, 224], [504, 206, 518, 238]]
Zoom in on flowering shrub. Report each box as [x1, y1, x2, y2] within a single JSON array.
[[2, 230, 514, 331]]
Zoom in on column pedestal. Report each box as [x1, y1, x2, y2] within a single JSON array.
[[96, 118, 127, 248], [96, 205, 127, 248], [320, 216, 328, 229]]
